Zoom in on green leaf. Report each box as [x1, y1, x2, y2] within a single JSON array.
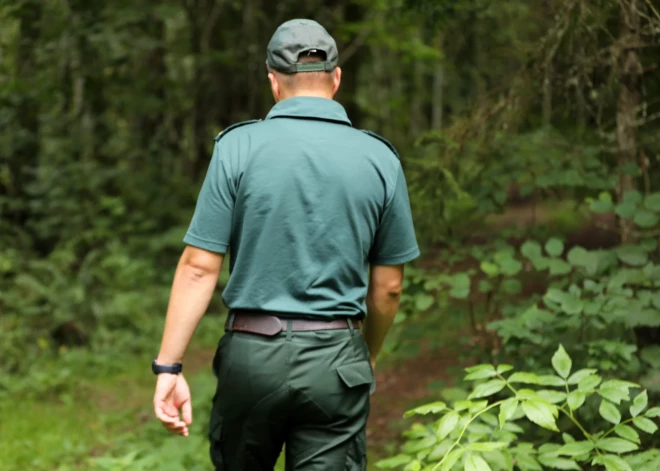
[[522, 399, 559, 432], [616, 246, 649, 266], [578, 374, 602, 392], [470, 401, 489, 413], [498, 258, 523, 276], [498, 398, 518, 429], [467, 442, 508, 452], [439, 449, 464, 471], [567, 391, 586, 411], [537, 455, 580, 470], [437, 411, 460, 441], [567, 246, 590, 266], [545, 238, 564, 257], [375, 454, 412, 468], [630, 391, 648, 418], [616, 201, 637, 219], [644, 192, 660, 212], [537, 390, 567, 404], [551, 345, 572, 379], [591, 198, 614, 214], [632, 416, 658, 434], [513, 453, 542, 471], [623, 190, 643, 205], [634, 210, 659, 228], [464, 365, 498, 380], [557, 441, 594, 456], [415, 294, 435, 311], [507, 373, 540, 384], [497, 364, 514, 374], [538, 375, 566, 387], [480, 261, 500, 277], [404, 402, 447, 418], [403, 435, 437, 453], [599, 400, 622, 425], [548, 259, 572, 276], [465, 454, 492, 471], [613, 425, 640, 444], [593, 454, 633, 471], [596, 438, 639, 454], [645, 407, 660, 418], [469, 380, 507, 399], [521, 240, 543, 259], [599, 388, 630, 405], [403, 460, 421, 471], [567, 369, 598, 385]]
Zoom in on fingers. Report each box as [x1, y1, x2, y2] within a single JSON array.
[[155, 405, 189, 436], [182, 398, 193, 425]]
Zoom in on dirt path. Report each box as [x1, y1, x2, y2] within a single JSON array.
[[367, 344, 459, 453]]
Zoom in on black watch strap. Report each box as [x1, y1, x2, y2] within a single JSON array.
[[152, 360, 183, 375]]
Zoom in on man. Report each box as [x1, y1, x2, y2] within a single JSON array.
[[152, 19, 419, 471]]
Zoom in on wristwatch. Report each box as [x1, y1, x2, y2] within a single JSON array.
[[152, 359, 183, 375]]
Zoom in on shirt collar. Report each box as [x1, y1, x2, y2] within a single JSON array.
[[265, 96, 352, 126]]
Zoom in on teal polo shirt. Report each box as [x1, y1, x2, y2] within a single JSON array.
[[183, 96, 420, 318]]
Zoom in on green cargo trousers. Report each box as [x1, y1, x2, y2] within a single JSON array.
[[208, 319, 374, 471]]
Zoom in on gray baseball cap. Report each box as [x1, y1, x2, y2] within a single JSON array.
[[266, 19, 338, 74]]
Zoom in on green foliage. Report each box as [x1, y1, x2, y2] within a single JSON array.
[[376, 346, 660, 471]]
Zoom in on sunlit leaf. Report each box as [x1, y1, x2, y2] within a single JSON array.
[[599, 400, 622, 425], [551, 345, 572, 379], [630, 390, 648, 418], [521, 399, 559, 432], [596, 438, 638, 454]]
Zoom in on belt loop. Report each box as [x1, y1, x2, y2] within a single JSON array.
[[346, 317, 355, 336], [285, 319, 293, 341], [227, 312, 236, 331]]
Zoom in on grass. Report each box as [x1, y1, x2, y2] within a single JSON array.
[[0, 313, 413, 471]]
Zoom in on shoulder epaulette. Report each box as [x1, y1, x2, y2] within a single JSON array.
[[214, 119, 261, 142], [360, 130, 399, 159]]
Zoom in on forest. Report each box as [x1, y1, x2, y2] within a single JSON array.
[[1, 0, 660, 470]]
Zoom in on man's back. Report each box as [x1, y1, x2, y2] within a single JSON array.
[[185, 96, 418, 317], [153, 19, 419, 471]]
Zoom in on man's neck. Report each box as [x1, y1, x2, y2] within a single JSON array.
[[279, 91, 334, 101]]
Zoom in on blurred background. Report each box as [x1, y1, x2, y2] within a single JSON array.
[[1, 0, 660, 470]]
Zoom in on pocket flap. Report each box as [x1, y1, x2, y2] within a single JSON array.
[[336, 361, 374, 388]]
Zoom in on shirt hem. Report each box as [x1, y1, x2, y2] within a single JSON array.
[[183, 233, 229, 254], [369, 247, 420, 266]]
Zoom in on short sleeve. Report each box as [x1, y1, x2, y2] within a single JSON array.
[[183, 143, 235, 253], [369, 164, 420, 265]]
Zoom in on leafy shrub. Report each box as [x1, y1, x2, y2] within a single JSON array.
[[376, 345, 660, 471]]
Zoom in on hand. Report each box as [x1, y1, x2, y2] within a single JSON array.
[[153, 373, 192, 437]]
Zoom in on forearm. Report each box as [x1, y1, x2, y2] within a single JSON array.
[[364, 288, 401, 361], [156, 256, 221, 364]]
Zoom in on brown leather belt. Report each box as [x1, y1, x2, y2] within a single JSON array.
[[226, 310, 362, 336]]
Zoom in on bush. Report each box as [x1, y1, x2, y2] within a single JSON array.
[[376, 345, 660, 471]]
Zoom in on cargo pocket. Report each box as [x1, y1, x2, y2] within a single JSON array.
[[208, 415, 224, 470], [344, 430, 367, 470], [336, 361, 374, 389]]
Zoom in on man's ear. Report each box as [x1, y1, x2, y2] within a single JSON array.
[[332, 67, 342, 95], [268, 72, 281, 102]]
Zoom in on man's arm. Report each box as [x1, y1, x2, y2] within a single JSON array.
[[156, 245, 224, 364], [363, 264, 404, 369]]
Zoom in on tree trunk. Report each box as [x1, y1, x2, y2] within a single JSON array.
[[6, 0, 42, 226], [616, 0, 643, 243], [431, 33, 444, 130], [543, 62, 552, 125]]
